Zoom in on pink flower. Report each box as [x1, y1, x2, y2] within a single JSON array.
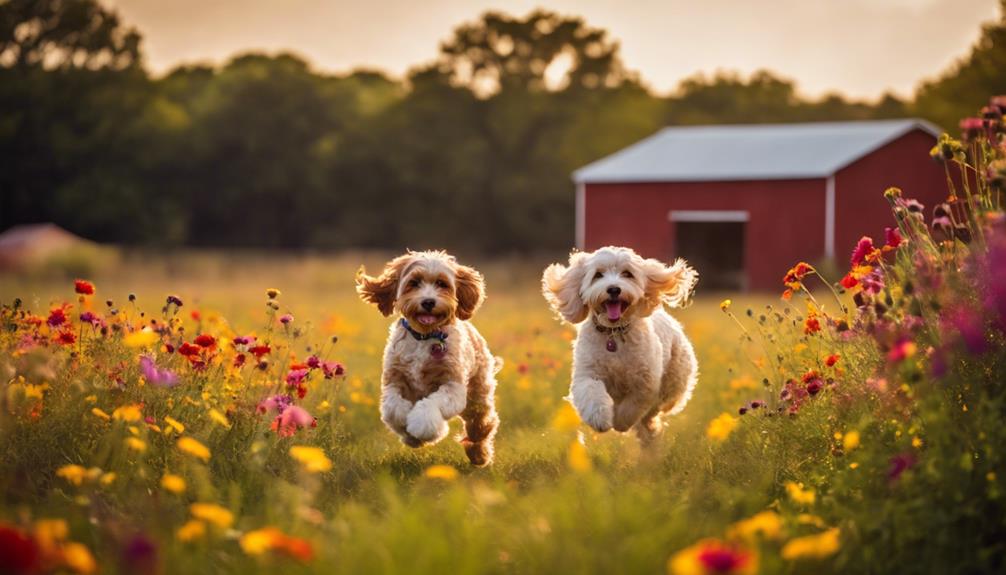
[[887, 337, 917, 363], [884, 227, 903, 249], [321, 361, 344, 379], [258, 394, 293, 414], [279, 314, 294, 325], [851, 236, 877, 266], [271, 405, 316, 437], [947, 307, 989, 355], [286, 369, 309, 388], [139, 356, 179, 387]]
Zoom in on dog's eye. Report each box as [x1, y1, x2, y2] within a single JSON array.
[[435, 279, 448, 289], [593, 271, 604, 280], [406, 279, 420, 288], [621, 270, 634, 279]]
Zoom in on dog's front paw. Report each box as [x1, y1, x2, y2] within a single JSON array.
[[406, 403, 449, 443], [581, 401, 614, 433]]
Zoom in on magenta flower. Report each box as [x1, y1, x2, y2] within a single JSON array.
[[851, 236, 876, 266], [139, 356, 179, 387], [889, 452, 917, 482], [286, 368, 309, 388], [947, 307, 989, 355], [257, 394, 293, 415], [321, 361, 344, 379], [884, 227, 903, 249], [272, 405, 315, 437], [279, 314, 293, 325]]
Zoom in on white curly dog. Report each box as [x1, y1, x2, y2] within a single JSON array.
[[542, 246, 699, 444]]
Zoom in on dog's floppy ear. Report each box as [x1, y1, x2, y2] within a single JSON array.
[[542, 251, 589, 324], [639, 256, 698, 310], [454, 263, 486, 321], [356, 254, 413, 316]]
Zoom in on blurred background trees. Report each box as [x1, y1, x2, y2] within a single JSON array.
[[2, 0, 1004, 254]]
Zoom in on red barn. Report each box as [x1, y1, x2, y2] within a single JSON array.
[[573, 119, 948, 291]]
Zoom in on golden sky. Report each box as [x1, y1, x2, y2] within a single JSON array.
[[106, 0, 1000, 99]]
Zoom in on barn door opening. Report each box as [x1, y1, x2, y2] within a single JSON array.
[[671, 211, 747, 291]]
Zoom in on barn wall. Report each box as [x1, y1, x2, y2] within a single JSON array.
[[583, 179, 826, 291], [834, 129, 948, 263]]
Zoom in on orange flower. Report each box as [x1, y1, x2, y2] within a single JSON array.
[[782, 262, 815, 300]]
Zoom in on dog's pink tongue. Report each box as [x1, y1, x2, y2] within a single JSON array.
[[605, 301, 622, 321], [417, 314, 437, 325]]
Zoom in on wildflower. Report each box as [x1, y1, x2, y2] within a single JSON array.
[[190, 503, 234, 528], [271, 405, 316, 437], [850, 236, 879, 266], [888, 452, 917, 481], [706, 413, 738, 442], [126, 437, 147, 452], [782, 262, 815, 300], [839, 273, 858, 289], [203, 408, 229, 429], [289, 445, 332, 473], [177, 437, 211, 461], [785, 481, 816, 505], [240, 527, 313, 561], [825, 354, 840, 367], [727, 511, 783, 542], [57, 465, 89, 486], [91, 407, 111, 420], [567, 439, 592, 472], [279, 314, 294, 325], [551, 402, 581, 432], [321, 360, 344, 378], [47, 306, 70, 327], [79, 311, 98, 325], [803, 313, 821, 335], [99, 472, 116, 485], [164, 416, 185, 433], [668, 539, 757, 575], [177, 342, 200, 357], [266, 288, 281, 299], [56, 330, 76, 345], [249, 344, 271, 358], [884, 227, 903, 249], [887, 338, 917, 363], [63, 542, 97, 574], [286, 368, 309, 388], [719, 299, 732, 311], [781, 528, 840, 561], [176, 520, 205, 542], [112, 404, 143, 422], [161, 474, 186, 494], [193, 334, 216, 348], [166, 295, 183, 308], [124, 329, 159, 348], [947, 307, 989, 355], [139, 356, 179, 387], [842, 431, 860, 451], [424, 464, 459, 480], [258, 394, 293, 415], [74, 280, 95, 295], [0, 523, 40, 574], [121, 535, 158, 575], [960, 117, 984, 141]]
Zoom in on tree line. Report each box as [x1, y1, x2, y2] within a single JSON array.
[[2, 0, 1004, 254]]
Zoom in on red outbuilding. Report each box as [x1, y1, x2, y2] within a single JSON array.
[[573, 119, 948, 291]]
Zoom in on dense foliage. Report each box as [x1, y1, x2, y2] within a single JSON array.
[[4, 1, 1004, 252]]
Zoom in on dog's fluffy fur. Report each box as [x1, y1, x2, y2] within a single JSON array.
[[542, 246, 699, 444], [356, 251, 500, 466]]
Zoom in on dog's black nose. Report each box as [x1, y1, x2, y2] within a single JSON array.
[[421, 299, 436, 311], [607, 286, 621, 297]]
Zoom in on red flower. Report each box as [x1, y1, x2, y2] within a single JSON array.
[[0, 524, 40, 575], [56, 330, 76, 345], [249, 345, 271, 358], [801, 370, 819, 384], [233, 354, 247, 368], [839, 273, 858, 289], [178, 342, 201, 357], [804, 315, 821, 335], [74, 280, 95, 295], [884, 227, 903, 249], [851, 236, 878, 266], [46, 306, 68, 328], [825, 354, 840, 367], [194, 334, 216, 348], [190, 310, 202, 321]]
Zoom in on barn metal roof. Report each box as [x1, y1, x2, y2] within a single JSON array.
[[572, 119, 942, 184]]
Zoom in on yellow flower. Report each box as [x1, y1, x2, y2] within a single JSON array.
[[720, 299, 732, 311], [208, 408, 231, 428], [266, 288, 281, 299], [126, 437, 147, 452], [668, 538, 757, 575], [190, 503, 234, 528], [63, 542, 97, 574], [176, 519, 206, 542], [781, 528, 841, 560], [177, 437, 211, 462], [100, 472, 117, 486], [34, 518, 68, 552], [161, 473, 187, 494], [424, 464, 459, 480], [112, 404, 143, 422], [842, 431, 860, 451], [91, 407, 111, 420], [123, 328, 160, 348], [164, 416, 185, 434], [727, 510, 783, 541], [785, 481, 816, 505], [912, 436, 923, 448], [550, 403, 581, 432], [567, 439, 592, 473], [706, 413, 738, 442], [57, 464, 88, 486], [796, 514, 827, 528], [289, 445, 332, 473], [240, 527, 282, 555]]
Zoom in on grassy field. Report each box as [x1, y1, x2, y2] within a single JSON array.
[[0, 243, 1003, 574]]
